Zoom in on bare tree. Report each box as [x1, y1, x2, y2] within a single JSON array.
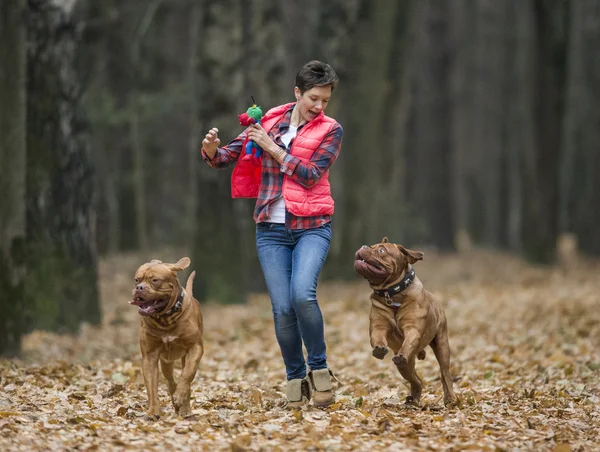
[[130, 0, 162, 250], [409, 0, 454, 249], [560, 0, 600, 255], [520, 0, 566, 262], [0, 0, 27, 355], [281, 0, 320, 84], [185, 2, 203, 245], [503, 0, 535, 253], [26, 0, 100, 331], [448, 0, 475, 251]]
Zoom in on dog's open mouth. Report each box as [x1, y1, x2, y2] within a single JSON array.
[[353, 256, 387, 280], [129, 295, 170, 317]]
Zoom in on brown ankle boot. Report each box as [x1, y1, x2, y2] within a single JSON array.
[[286, 376, 312, 408], [308, 368, 335, 407]]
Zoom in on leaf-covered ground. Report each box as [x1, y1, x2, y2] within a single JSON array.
[[1, 250, 599, 451]]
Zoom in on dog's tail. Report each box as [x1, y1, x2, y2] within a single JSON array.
[[185, 271, 196, 298]]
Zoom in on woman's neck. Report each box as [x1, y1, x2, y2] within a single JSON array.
[[290, 104, 305, 128]]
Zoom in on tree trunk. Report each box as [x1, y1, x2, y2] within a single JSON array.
[[354, 0, 401, 243], [330, 0, 403, 271], [521, 0, 566, 263], [0, 0, 27, 355], [95, 143, 120, 254], [129, 1, 161, 251], [448, 0, 475, 251], [26, 0, 101, 332], [233, 0, 263, 295], [193, 0, 263, 303], [281, 0, 320, 84], [185, 2, 203, 246], [130, 87, 148, 250], [470, 0, 508, 247], [503, 0, 535, 253], [560, 0, 600, 256], [383, 2, 414, 242], [81, 0, 126, 255], [311, 0, 361, 278], [409, 0, 454, 249]]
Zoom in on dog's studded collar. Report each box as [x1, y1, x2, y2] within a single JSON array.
[[373, 266, 415, 307], [157, 289, 184, 318]]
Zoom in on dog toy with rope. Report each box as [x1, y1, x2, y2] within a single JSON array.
[[238, 97, 264, 166]]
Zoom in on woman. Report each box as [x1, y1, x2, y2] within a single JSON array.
[[201, 60, 343, 408]]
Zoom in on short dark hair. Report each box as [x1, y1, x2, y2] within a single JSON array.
[[295, 60, 339, 94]]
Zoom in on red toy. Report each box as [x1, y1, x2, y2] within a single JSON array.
[[238, 102, 264, 166]]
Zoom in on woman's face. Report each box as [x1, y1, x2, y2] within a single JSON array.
[[294, 85, 332, 123]]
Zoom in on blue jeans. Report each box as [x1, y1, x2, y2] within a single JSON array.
[[256, 222, 331, 380]]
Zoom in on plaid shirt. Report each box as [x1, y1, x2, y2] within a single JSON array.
[[201, 103, 343, 230]]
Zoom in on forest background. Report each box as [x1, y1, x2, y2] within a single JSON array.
[[1, 0, 599, 354]]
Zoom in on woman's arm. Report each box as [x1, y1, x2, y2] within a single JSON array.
[[278, 123, 343, 188], [246, 121, 343, 188], [201, 127, 246, 168]]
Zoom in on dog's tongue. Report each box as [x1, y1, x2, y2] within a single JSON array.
[[129, 299, 142, 306]]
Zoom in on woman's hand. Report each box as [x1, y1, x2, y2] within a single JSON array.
[[247, 123, 278, 155], [202, 127, 221, 158]]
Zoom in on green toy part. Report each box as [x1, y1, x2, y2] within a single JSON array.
[[247, 104, 263, 121]]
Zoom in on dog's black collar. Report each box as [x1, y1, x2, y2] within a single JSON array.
[[373, 266, 415, 308], [161, 289, 184, 317]]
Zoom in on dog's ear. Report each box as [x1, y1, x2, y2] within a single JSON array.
[[150, 259, 163, 264], [396, 245, 424, 264], [382, 237, 389, 243], [168, 257, 191, 272]]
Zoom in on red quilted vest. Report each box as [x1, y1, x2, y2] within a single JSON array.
[[231, 103, 337, 217]]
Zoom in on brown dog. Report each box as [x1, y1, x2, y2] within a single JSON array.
[[129, 257, 204, 419], [354, 238, 457, 406]]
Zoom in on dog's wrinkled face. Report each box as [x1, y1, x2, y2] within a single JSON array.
[[354, 237, 423, 286], [130, 257, 190, 317]]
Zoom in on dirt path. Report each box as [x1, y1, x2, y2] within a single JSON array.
[[1, 250, 599, 451]]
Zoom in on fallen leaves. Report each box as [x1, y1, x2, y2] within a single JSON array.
[[1, 250, 599, 450]]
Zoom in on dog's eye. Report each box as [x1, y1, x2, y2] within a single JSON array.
[[152, 278, 160, 284], [134, 278, 139, 283], [379, 248, 385, 254]]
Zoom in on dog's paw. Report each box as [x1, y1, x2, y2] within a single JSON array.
[[392, 354, 408, 367], [444, 394, 459, 407], [145, 411, 161, 422], [172, 388, 189, 410], [417, 350, 426, 360], [372, 346, 389, 360], [405, 395, 420, 406], [178, 406, 193, 418]]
